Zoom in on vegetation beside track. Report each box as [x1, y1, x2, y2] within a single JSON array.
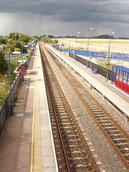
[[40, 36, 58, 44], [0, 74, 9, 107], [0, 32, 34, 108], [0, 55, 28, 107]]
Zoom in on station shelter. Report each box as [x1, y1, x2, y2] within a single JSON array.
[[112, 66, 129, 94]]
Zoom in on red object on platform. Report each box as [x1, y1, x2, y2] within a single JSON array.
[[20, 70, 26, 76], [115, 80, 129, 94], [19, 66, 26, 76]]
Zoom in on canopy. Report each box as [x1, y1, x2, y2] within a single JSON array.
[[112, 65, 129, 74]]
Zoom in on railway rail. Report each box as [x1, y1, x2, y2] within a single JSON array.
[[45, 46, 129, 169], [39, 44, 99, 171]]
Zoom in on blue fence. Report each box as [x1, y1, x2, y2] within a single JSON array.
[[63, 49, 129, 62]]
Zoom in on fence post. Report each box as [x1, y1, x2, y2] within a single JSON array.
[[8, 53, 14, 115]]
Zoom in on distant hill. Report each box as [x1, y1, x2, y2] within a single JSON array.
[[39, 34, 129, 39], [94, 34, 114, 39], [93, 35, 129, 39]]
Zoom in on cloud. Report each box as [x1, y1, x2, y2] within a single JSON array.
[[1, 0, 129, 22], [0, 0, 129, 36]]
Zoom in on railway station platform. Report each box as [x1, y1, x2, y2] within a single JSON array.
[[0, 44, 58, 172], [48, 45, 129, 119]]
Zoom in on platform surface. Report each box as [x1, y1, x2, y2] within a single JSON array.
[[0, 44, 58, 172]]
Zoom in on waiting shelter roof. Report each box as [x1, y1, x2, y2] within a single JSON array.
[[112, 65, 129, 74]]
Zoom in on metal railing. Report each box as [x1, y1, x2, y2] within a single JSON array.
[[64, 49, 129, 62], [0, 74, 21, 134], [69, 53, 112, 80]]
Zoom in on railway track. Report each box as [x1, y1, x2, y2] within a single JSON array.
[[46, 47, 129, 169], [39, 44, 99, 171]]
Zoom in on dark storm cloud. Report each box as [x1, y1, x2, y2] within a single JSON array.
[[0, 0, 129, 24]]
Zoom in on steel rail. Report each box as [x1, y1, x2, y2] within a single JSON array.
[[39, 43, 100, 172]]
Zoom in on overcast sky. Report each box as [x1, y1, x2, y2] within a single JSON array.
[[0, 0, 129, 37]]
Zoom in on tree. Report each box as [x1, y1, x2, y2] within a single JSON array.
[[0, 32, 34, 74], [41, 37, 58, 44], [48, 35, 54, 38], [9, 32, 20, 40], [19, 34, 32, 43], [0, 50, 7, 73], [6, 44, 15, 53], [0, 37, 7, 44], [9, 32, 33, 43], [53, 40, 58, 44]]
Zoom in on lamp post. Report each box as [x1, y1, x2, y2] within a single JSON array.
[[76, 32, 80, 50], [106, 31, 115, 81], [87, 27, 93, 51], [60, 37, 63, 52], [8, 52, 13, 114], [68, 36, 71, 57], [107, 31, 115, 61], [68, 38, 70, 50], [68, 34, 72, 50], [8, 53, 12, 91], [87, 28, 93, 68]]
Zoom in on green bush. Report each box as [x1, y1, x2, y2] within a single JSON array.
[[41, 37, 58, 44], [0, 51, 8, 73]]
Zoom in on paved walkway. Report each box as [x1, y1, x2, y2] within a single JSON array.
[[30, 44, 58, 172], [0, 52, 34, 171]]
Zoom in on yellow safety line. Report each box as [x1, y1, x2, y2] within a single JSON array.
[[30, 87, 35, 172], [30, 48, 42, 172], [30, 62, 36, 172]]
